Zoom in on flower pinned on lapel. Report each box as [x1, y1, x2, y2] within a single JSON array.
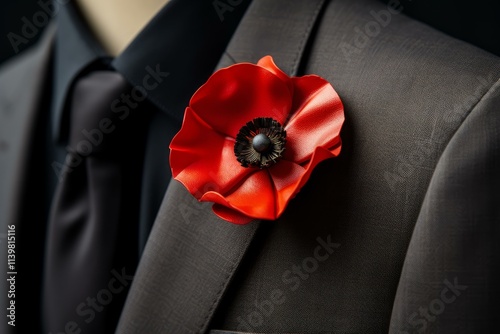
[[170, 56, 344, 224]]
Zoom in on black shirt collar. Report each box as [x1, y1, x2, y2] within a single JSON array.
[[52, 2, 108, 142], [53, 0, 251, 142]]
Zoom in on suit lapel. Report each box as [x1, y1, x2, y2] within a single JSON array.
[[116, 0, 326, 333], [0, 24, 55, 334], [216, 0, 326, 73], [0, 23, 55, 231]]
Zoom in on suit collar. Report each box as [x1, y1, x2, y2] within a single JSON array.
[[116, 0, 327, 332]]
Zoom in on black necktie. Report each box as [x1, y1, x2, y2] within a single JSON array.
[[43, 70, 145, 333]]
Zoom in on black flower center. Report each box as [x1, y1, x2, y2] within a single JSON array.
[[234, 117, 286, 168]]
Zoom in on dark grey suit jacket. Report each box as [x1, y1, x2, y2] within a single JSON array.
[[1, 0, 499, 333]]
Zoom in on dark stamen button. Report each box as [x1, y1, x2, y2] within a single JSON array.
[[252, 133, 271, 153]]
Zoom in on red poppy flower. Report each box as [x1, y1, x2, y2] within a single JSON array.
[[170, 56, 344, 224]]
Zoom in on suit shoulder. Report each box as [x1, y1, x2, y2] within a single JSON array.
[[318, 0, 500, 71], [308, 0, 499, 144], [0, 24, 55, 90]]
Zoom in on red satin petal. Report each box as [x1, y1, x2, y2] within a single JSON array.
[[200, 170, 276, 221], [284, 75, 344, 163], [257, 56, 293, 93], [269, 143, 342, 218], [190, 63, 292, 138], [212, 204, 254, 225], [267, 161, 306, 216], [170, 107, 252, 198]]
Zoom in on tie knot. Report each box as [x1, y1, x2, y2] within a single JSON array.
[[67, 71, 132, 156]]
